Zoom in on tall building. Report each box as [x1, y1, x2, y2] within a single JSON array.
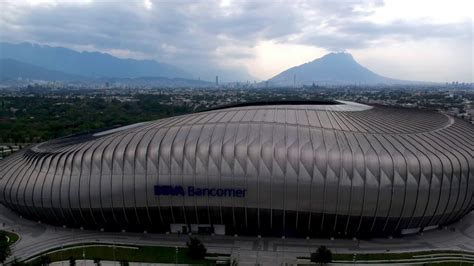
[[0, 101, 472, 237]]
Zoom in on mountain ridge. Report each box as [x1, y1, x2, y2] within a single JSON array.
[[0, 42, 191, 79], [0, 58, 84, 81], [267, 52, 412, 86], [0, 58, 215, 87]]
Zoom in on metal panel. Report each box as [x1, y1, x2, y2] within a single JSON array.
[[0, 102, 472, 237]]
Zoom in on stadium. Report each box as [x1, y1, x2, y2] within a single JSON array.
[[0, 101, 472, 238]]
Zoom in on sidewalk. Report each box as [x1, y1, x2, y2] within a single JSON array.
[[1, 205, 473, 265]]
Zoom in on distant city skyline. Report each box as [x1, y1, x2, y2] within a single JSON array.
[[1, 0, 473, 82]]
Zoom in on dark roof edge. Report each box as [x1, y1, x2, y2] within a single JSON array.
[[200, 100, 341, 112]]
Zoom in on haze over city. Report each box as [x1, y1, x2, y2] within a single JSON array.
[[1, 0, 473, 82]]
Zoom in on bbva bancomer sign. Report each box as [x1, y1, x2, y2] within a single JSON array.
[[154, 185, 247, 198], [1, 101, 473, 238]]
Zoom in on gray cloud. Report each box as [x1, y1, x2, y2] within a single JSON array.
[[298, 20, 472, 51], [0, 0, 471, 81]]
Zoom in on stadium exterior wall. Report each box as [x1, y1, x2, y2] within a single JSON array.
[[0, 101, 472, 238]]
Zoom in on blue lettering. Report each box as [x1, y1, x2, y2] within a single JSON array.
[[154, 185, 185, 196], [155, 185, 246, 197], [174, 186, 185, 196]]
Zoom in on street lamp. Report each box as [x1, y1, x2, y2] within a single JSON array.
[[60, 245, 64, 266], [113, 241, 116, 264], [175, 246, 178, 265]]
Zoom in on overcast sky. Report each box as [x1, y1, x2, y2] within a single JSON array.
[[1, 0, 473, 82]]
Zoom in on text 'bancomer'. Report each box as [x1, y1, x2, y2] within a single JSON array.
[[154, 185, 246, 197]]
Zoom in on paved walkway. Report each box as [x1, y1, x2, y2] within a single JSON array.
[[1, 205, 473, 265]]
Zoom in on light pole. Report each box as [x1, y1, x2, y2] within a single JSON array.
[[175, 246, 178, 265], [113, 241, 116, 265], [60, 245, 63, 266]]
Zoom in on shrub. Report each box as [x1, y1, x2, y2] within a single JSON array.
[[0, 241, 11, 263], [68, 256, 76, 266], [310, 245, 333, 265], [93, 258, 101, 266], [38, 256, 52, 266], [186, 237, 207, 259]]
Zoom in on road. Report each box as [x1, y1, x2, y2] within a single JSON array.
[[1, 205, 473, 265]]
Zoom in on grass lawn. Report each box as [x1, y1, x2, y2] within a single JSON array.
[[300, 250, 474, 265], [333, 250, 474, 261], [423, 263, 473, 266], [28, 244, 220, 265], [0, 230, 19, 245]]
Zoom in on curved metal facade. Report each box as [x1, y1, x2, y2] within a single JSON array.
[[0, 101, 473, 237]]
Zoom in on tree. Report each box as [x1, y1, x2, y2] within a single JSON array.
[[0, 231, 12, 263], [68, 256, 76, 266], [11, 257, 25, 265], [0, 241, 11, 263], [186, 237, 207, 259], [310, 245, 332, 265], [38, 256, 52, 266], [93, 258, 101, 266], [231, 258, 238, 266]]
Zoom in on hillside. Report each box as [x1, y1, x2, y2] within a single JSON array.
[[268, 52, 405, 86]]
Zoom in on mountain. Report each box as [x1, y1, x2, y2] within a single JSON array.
[[0, 58, 83, 81], [0, 42, 190, 79], [267, 52, 405, 86], [0, 58, 213, 87]]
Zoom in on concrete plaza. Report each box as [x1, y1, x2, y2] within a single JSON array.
[[1, 205, 473, 265]]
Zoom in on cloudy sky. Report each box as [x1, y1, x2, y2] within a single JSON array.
[[1, 0, 473, 82]]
